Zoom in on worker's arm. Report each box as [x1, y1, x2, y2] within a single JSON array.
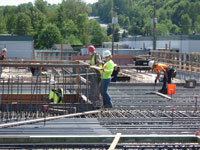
[[156, 71, 160, 81], [95, 54, 102, 66]]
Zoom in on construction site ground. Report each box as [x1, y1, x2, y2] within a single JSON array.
[[0, 65, 200, 149]]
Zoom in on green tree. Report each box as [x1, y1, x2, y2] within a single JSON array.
[[29, 7, 47, 32], [89, 20, 109, 45], [76, 14, 90, 45], [118, 14, 125, 27], [124, 17, 130, 30], [57, 0, 90, 25], [194, 15, 200, 34], [16, 13, 33, 35], [179, 14, 192, 34], [37, 24, 61, 49], [157, 23, 169, 36], [35, 0, 48, 14], [0, 14, 7, 34], [60, 20, 78, 38], [64, 35, 82, 45], [5, 14, 17, 34]]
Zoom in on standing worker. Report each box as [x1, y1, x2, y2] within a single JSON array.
[[0, 48, 7, 78], [1, 48, 6, 60], [100, 50, 114, 108], [148, 60, 173, 94], [88, 45, 102, 106]]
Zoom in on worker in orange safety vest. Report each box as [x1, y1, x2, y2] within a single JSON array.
[[148, 60, 173, 94]]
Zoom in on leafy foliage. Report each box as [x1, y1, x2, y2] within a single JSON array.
[[0, 0, 108, 49], [91, 0, 200, 36], [1, 0, 200, 49]]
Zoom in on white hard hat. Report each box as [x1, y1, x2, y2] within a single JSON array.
[[50, 79, 55, 85], [2, 48, 7, 52], [103, 50, 111, 58], [148, 60, 155, 68]]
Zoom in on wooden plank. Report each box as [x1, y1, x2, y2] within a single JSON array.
[[152, 91, 172, 100], [108, 133, 121, 150]]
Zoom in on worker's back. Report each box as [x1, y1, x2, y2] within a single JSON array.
[[49, 88, 64, 104]]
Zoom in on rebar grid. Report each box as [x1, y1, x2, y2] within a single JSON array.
[[0, 69, 100, 122]]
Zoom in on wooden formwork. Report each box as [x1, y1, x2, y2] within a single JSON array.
[[0, 94, 78, 104]]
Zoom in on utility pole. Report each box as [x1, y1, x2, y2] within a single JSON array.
[[112, 19, 115, 56], [152, 3, 157, 50], [112, 7, 115, 56]]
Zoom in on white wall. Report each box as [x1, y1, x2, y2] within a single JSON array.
[[120, 39, 200, 53]]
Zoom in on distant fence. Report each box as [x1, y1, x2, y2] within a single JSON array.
[[151, 50, 200, 72]]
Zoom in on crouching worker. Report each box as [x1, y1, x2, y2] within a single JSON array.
[[49, 88, 64, 104], [100, 50, 114, 108], [148, 60, 173, 94], [111, 64, 120, 82]]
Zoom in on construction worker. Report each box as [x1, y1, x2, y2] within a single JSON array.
[[49, 80, 64, 103], [111, 64, 120, 82], [0, 48, 6, 78], [1, 48, 6, 60], [88, 45, 102, 106], [148, 60, 173, 94], [100, 50, 114, 108], [88, 45, 102, 68]]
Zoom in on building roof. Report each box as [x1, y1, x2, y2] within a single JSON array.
[[52, 44, 73, 50], [0, 35, 33, 41]]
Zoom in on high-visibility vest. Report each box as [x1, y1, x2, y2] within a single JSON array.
[[101, 60, 114, 79], [49, 88, 64, 104]]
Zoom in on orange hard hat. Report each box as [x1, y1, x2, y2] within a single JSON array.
[[88, 45, 95, 52]]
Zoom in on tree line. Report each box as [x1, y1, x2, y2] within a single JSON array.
[[1, 0, 200, 49], [91, 0, 200, 37], [0, 0, 109, 49]]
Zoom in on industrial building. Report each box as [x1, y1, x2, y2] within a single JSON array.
[[121, 35, 200, 53], [0, 35, 34, 58]]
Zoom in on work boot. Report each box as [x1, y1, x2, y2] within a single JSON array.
[[158, 89, 167, 94], [163, 89, 168, 94]]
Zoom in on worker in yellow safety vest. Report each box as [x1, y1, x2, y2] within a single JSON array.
[[148, 60, 173, 94], [100, 50, 114, 108], [49, 88, 64, 104], [88, 45, 102, 68]]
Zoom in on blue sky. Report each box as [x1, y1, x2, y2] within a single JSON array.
[[0, 0, 98, 6]]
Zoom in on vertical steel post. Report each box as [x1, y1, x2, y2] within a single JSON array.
[[152, 3, 157, 50]]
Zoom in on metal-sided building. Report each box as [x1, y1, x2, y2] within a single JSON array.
[[121, 35, 200, 53], [0, 35, 34, 58], [35, 44, 80, 60]]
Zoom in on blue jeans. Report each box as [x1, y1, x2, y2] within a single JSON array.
[[100, 78, 112, 106]]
